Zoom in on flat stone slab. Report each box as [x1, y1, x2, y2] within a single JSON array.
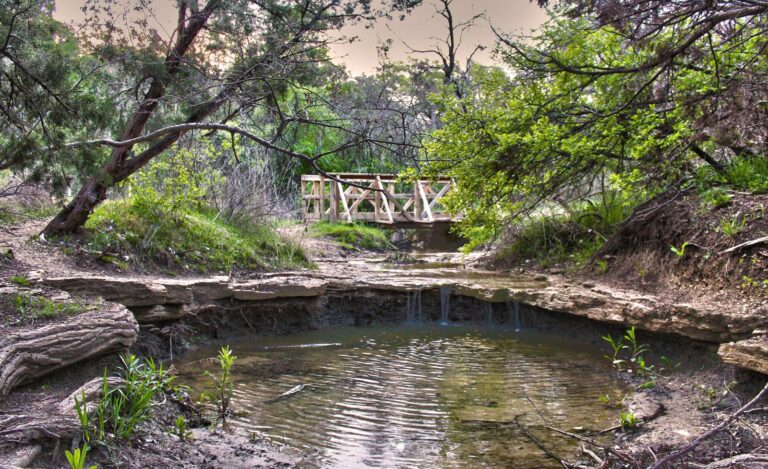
[[231, 278, 327, 301], [719, 335, 768, 375]]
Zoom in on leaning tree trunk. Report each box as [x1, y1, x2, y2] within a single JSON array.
[[43, 1, 221, 236]]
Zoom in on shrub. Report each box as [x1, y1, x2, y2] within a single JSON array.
[[496, 190, 640, 267], [725, 156, 768, 194], [201, 346, 237, 423]]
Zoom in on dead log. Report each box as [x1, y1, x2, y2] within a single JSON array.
[[0, 377, 123, 444], [0, 303, 138, 397]]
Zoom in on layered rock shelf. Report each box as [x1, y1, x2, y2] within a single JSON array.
[[21, 254, 768, 376]]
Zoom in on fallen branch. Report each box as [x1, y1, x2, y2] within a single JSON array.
[[718, 235, 768, 255], [650, 381, 768, 468], [0, 376, 122, 443], [545, 425, 633, 463]]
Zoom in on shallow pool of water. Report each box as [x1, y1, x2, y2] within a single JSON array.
[[178, 325, 625, 468]]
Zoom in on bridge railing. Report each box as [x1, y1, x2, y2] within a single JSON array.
[[300, 173, 458, 224]]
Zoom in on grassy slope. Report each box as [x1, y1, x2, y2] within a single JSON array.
[[84, 198, 309, 273], [308, 222, 393, 251]]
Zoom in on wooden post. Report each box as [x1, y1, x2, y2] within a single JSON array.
[[413, 180, 422, 221], [329, 178, 338, 222], [374, 178, 381, 223], [319, 175, 326, 221]]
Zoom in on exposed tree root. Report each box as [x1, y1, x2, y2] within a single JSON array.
[[0, 376, 123, 444], [0, 303, 138, 397]]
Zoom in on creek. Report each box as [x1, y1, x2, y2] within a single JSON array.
[[178, 323, 625, 468]]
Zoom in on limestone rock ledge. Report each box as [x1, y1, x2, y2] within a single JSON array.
[[718, 335, 768, 375], [36, 269, 768, 373]]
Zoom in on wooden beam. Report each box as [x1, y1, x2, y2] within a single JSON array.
[[417, 181, 434, 222], [376, 176, 394, 223], [337, 182, 352, 222]]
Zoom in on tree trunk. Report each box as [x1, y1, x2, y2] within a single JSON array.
[[0, 303, 138, 397], [43, 1, 221, 236]]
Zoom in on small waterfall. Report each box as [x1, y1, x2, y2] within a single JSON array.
[[485, 302, 493, 325], [506, 300, 522, 332], [406, 290, 422, 323], [513, 300, 521, 332], [439, 286, 451, 323]]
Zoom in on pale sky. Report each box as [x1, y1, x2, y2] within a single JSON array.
[[53, 0, 548, 75]]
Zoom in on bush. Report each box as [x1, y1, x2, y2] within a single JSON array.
[[84, 197, 309, 272], [309, 222, 393, 251], [497, 190, 639, 267]]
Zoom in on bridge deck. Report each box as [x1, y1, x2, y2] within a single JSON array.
[[301, 173, 460, 225]]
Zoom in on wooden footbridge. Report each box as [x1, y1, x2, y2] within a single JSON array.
[[300, 173, 460, 225]]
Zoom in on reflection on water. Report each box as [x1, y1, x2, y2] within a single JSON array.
[[178, 325, 624, 468]]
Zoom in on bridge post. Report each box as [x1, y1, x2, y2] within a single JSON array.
[[329, 179, 338, 222], [413, 181, 422, 222], [319, 175, 326, 221]]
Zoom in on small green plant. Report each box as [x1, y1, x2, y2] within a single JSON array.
[[670, 241, 690, 258], [76, 355, 175, 443], [601, 332, 626, 370], [725, 156, 768, 194], [171, 415, 192, 441], [8, 275, 31, 287], [620, 410, 640, 431], [598, 394, 611, 405], [638, 379, 656, 390], [64, 444, 96, 469], [595, 259, 609, 273], [742, 275, 759, 289], [719, 214, 746, 237], [603, 327, 657, 376], [202, 346, 237, 423]]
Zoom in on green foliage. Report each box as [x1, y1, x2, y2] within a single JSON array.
[[309, 222, 393, 251], [85, 197, 308, 272], [202, 346, 237, 423], [725, 157, 768, 194], [620, 410, 640, 431], [493, 191, 639, 266], [171, 415, 192, 441], [64, 444, 96, 469], [699, 188, 732, 209], [76, 355, 176, 443], [670, 242, 690, 258], [127, 143, 223, 215], [719, 214, 747, 237], [602, 327, 656, 376], [8, 275, 31, 287], [11, 293, 81, 319]]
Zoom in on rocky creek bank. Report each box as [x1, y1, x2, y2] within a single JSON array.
[[1, 252, 767, 467]]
